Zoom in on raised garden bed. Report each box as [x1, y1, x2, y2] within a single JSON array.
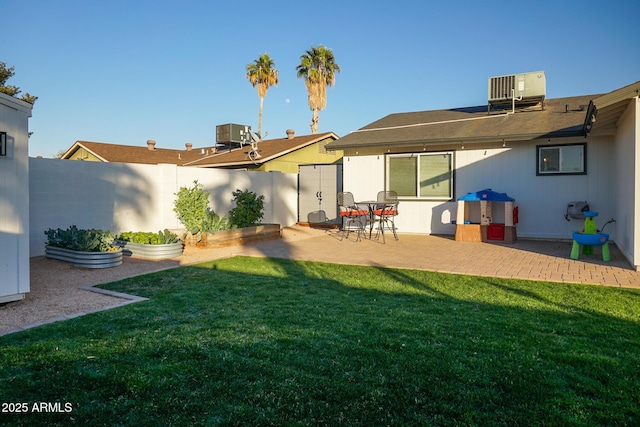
[[183, 224, 281, 248], [116, 240, 184, 259], [115, 230, 183, 259], [45, 246, 123, 268]]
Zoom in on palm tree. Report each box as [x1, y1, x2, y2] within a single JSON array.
[[296, 45, 340, 134], [246, 53, 279, 136]]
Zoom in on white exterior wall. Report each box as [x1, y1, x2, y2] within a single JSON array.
[[0, 93, 32, 302], [29, 159, 298, 256], [344, 136, 616, 240], [613, 98, 639, 266]]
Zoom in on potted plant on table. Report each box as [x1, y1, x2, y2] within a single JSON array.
[[44, 225, 122, 268]]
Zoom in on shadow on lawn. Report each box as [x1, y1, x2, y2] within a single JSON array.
[[4, 256, 640, 426]]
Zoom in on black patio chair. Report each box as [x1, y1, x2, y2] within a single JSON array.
[[337, 191, 370, 242]]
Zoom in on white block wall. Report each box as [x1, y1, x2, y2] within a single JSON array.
[[29, 159, 298, 256]]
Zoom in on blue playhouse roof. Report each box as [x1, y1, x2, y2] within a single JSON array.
[[458, 188, 514, 202]]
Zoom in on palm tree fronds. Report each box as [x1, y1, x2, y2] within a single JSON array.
[[246, 53, 279, 135], [296, 45, 340, 134]]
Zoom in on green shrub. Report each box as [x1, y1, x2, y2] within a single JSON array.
[[228, 189, 265, 228], [173, 180, 230, 240], [45, 225, 116, 252], [173, 180, 210, 235], [117, 230, 180, 245]]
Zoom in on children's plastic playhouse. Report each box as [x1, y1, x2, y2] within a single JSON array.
[[454, 189, 518, 243]]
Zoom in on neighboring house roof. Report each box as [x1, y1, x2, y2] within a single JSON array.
[[183, 132, 339, 168], [61, 140, 206, 165], [326, 94, 598, 150], [60, 132, 340, 167]]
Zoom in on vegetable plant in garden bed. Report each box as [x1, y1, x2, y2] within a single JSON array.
[[173, 180, 230, 246], [115, 230, 184, 259], [197, 188, 279, 247], [173, 182, 279, 247], [44, 225, 122, 268], [228, 189, 265, 228]]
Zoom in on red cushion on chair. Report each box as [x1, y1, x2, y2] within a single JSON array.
[[340, 209, 369, 217], [373, 208, 397, 216]]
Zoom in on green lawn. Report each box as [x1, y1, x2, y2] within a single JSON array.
[[2, 256, 640, 426]]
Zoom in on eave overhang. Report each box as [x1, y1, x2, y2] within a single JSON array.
[[586, 81, 640, 135]]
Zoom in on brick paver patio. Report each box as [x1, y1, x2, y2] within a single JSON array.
[[238, 227, 640, 288]]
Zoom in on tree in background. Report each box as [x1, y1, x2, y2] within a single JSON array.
[[246, 54, 279, 136], [296, 45, 340, 134], [0, 62, 38, 104]]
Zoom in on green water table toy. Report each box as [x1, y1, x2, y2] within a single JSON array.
[[570, 211, 610, 261]]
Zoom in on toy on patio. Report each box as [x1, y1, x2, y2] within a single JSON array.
[[570, 211, 610, 261], [454, 189, 518, 243]]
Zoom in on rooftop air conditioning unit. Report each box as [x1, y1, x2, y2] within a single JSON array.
[[488, 71, 546, 109], [216, 123, 252, 145]]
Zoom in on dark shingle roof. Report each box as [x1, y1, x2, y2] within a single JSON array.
[[326, 95, 597, 150]]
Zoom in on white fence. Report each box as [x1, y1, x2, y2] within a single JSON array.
[[29, 158, 299, 256]]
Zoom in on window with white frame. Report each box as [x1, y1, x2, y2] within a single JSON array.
[[537, 143, 586, 175], [386, 152, 453, 200]]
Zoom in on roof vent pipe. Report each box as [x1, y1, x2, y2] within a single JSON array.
[[286, 129, 295, 139], [185, 142, 193, 151], [147, 140, 156, 150]]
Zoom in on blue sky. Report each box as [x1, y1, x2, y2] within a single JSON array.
[[4, 0, 639, 157]]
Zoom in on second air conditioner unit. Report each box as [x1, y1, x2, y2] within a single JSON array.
[[488, 71, 546, 109]]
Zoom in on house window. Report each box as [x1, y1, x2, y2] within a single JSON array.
[[386, 152, 453, 200], [537, 143, 586, 175]]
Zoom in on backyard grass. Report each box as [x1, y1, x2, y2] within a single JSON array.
[[1, 256, 640, 426]]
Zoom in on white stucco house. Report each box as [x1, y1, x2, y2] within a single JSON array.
[[326, 77, 640, 269], [0, 92, 33, 302]]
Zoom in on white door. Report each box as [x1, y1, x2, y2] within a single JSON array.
[[298, 164, 342, 225]]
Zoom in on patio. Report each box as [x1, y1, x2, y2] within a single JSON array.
[[2, 225, 639, 336], [253, 227, 639, 287]]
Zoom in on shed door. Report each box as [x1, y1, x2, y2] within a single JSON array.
[[298, 164, 342, 225]]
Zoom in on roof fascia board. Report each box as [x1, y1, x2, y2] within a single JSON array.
[[0, 92, 33, 116], [193, 160, 255, 168], [328, 129, 585, 150], [592, 81, 640, 110], [586, 81, 640, 133]]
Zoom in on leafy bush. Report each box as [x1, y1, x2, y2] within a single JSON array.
[[117, 230, 180, 245], [173, 180, 210, 235], [45, 225, 116, 252], [228, 189, 265, 228], [173, 181, 230, 240]]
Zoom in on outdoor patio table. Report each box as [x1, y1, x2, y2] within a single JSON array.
[[356, 200, 379, 239]]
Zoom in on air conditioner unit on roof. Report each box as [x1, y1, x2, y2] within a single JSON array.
[[488, 71, 546, 109], [216, 123, 251, 145]]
